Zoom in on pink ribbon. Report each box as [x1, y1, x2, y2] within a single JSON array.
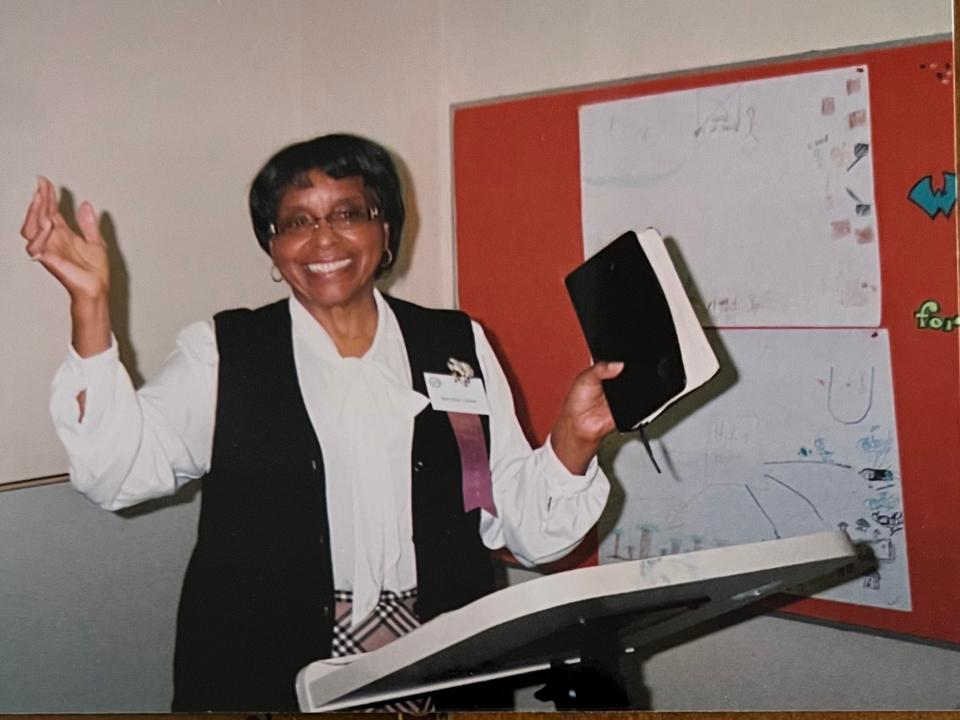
[[447, 411, 497, 517]]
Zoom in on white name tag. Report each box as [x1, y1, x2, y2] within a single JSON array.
[[423, 372, 491, 415]]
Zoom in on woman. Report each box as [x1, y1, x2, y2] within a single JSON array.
[[21, 134, 622, 711]]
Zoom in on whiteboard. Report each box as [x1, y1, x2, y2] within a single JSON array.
[[599, 329, 909, 611], [454, 34, 959, 643], [580, 66, 881, 327]]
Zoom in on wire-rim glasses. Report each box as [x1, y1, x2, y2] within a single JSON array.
[[270, 205, 381, 239]]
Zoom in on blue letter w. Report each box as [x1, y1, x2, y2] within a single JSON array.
[[908, 172, 957, 218]]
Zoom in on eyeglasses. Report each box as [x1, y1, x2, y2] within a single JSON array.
[[270, 205, 381, 238]]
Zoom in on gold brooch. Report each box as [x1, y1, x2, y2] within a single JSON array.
[[447, 357, 475, 385]]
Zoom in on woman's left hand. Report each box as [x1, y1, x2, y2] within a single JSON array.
[[549, 361, 623, 474]]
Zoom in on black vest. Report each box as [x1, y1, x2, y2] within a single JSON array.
[[171, 296, 496, 711]]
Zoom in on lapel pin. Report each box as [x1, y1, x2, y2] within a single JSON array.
[[447, 357, 475, 386]]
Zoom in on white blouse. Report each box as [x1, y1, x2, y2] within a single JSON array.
[[50, 290, 609, 625]]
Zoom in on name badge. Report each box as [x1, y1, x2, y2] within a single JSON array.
[[423, 372, 491, 415]]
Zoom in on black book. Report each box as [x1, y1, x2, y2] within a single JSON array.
[[565, 228, 719, 432]]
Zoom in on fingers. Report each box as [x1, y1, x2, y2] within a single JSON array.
[[566, 361, 623, 404], [23, 177, 57, 255], [25, 219, 54, 259], [76, 201, 104, 246], [20, 185, 42, 240], [24, 178, 58, 259], [589, 360, 625, 381], [21, 177, 54, 242], [39, 176, 56, 225], [23, 177, 103, 258]]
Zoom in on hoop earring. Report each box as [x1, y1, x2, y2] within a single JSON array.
[[380, 247, 394, 269], [270, 265, 283, 283]]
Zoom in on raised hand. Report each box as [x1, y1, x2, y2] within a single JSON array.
[[21, 177, 112, 357], [21, 177, 110, 302], [549, 360, 623, 474]]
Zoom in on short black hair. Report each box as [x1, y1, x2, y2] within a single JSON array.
[[249, 133, 404, 277]]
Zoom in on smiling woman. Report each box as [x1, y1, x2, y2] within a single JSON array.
[[20, 133, 623, 712], [249, 136, 403, 357]]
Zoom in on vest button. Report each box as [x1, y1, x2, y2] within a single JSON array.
[[322, 605, 330, 618], [413, 460, 425, 472]]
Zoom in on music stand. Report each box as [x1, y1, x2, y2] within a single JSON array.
[[296, 531, 857, 711]]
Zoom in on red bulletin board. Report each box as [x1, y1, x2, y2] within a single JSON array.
[[453, 38, 959, 644]]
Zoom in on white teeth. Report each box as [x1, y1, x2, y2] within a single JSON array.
[[306, 259, 351, 274]]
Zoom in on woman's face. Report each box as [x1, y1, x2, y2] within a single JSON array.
[[269, 170, 389, 316]]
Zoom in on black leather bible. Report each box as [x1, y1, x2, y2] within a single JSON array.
[[565, 228, 719, 433]]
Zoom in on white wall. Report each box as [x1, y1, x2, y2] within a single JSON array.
[[1, 0, 955, 712], [0, 0, 302, 482]]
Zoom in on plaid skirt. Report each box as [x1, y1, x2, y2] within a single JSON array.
[[331, 588, 434, 714]]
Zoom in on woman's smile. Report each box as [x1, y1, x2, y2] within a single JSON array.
[[306, 258, 352, 274]]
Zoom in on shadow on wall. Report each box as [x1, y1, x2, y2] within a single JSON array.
[[56, 185, 143, 388], [594, 235, 739, 554], [377, 146, 419, 294]]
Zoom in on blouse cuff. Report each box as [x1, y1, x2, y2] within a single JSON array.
[[540, 434, 600, 496], [67, 336, 119, 370], [50, 336, 120, 435]]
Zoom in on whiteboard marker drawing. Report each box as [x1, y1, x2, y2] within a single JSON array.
[[827, 366, 875, 425]]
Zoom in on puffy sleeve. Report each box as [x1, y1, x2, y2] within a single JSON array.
[[472, 322, 610, 566], [49, 321, 219, 510]]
